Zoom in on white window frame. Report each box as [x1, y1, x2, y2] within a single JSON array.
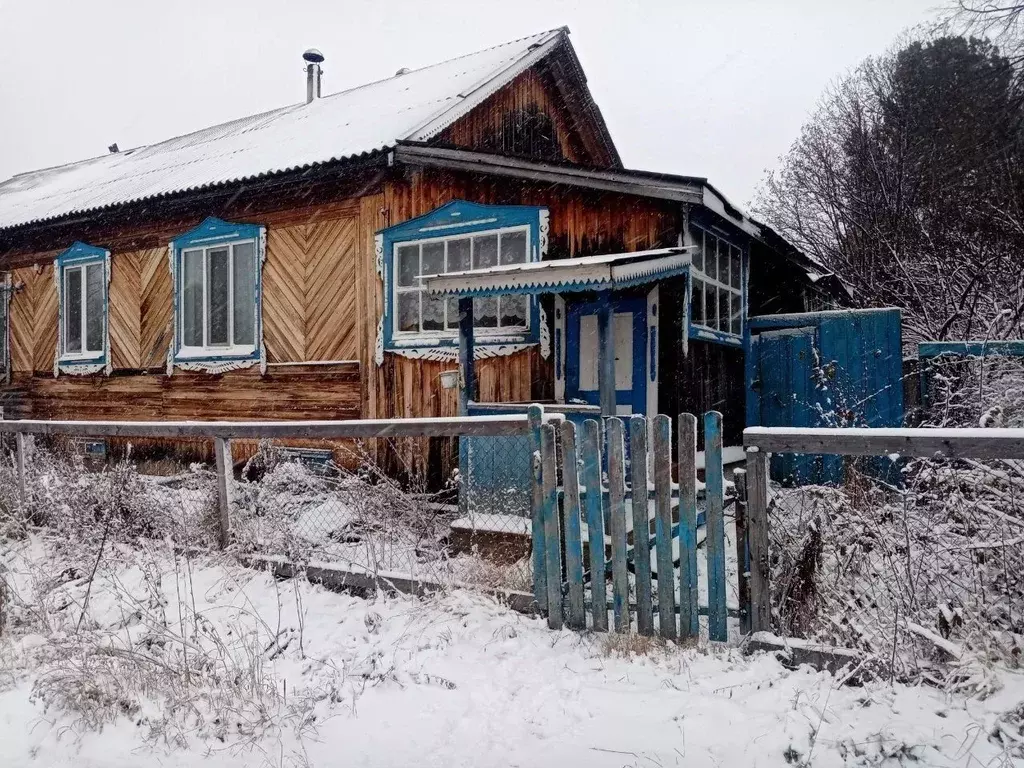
[[690, 226, 744, 338], [60, 260, 106, 361], [392, 224, 532, 340], [176, 238, 258, 359]]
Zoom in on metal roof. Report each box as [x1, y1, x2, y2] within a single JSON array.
[[0, 28, 570, 231], [422, 247, 694, 297]]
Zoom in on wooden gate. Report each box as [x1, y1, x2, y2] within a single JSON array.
[[529, 409, 770, 639]]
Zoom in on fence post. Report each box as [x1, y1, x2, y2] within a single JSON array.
[[678, 413, 699, 639], [540, 423, 562, 630], [746, 447, 771, 633], [214, 437, 234, 550], [652, 414, 676, 640], [580, 419, 608, 632], [607, 417, 630, 633], [704, 411, 728, 642], [527, 404, 547, 613], [15, 432, 26, 507], [629, 416, 655, 635], [733, 468, 751, 636], [560, 420, 585, 629]]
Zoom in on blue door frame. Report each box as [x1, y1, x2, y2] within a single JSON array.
[[565, 296, 648, 416]]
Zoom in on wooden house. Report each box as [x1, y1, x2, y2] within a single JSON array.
[[0, 28, 847, 477]]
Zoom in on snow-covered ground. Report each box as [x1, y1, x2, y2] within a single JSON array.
[[1, 535, 1021, 768]]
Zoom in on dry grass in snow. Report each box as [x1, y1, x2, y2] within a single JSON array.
[[0, 535, 1023, 767]]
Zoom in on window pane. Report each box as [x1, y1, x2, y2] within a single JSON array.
[[706, 237, 718, 280], [693, 232, 704, 273], [421, 242, 444, 280], [207, 247, 229, 346], [731, 248, 742, 289], [731, 292, 742, 335], [233, 241, 256, 346], [85, 263, 104, 352], [474, 296, 498, 328], [719, 245, 730, 286], [447, 238, 471, 272], [397, 292, 420, 333], [719, 288, 730, 330], [500, 231, 527, 265], [692, 278, 704, 325], [705, 283, 716, 329], [64, 267, 82, 353], [422, 295, 444, 331], [473, 234, 498, 270], [182, 249, 204, 347], [397, 244, 419, 287], [500, 294, 527, 327]]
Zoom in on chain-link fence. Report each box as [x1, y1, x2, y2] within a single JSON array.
[[0, 416, 541, 596]]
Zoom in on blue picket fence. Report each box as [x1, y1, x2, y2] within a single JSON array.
[[530, 407, 748, 640]]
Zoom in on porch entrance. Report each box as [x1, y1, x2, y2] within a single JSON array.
[[565, 296, 647, 415]]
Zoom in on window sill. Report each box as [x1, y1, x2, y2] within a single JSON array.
[[59, 354, 104, 365], [175, 346, 257, 361], [390, 331, 532, 349], [689, 325, 743, 348]]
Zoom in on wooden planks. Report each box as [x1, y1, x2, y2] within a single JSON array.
[[652, 414, 676, 640], [678, 413, 699, 639], [704, 411, 728, 641], [607, 417, 629, 632], [33, 264, 57, 373], [139, 247, 172, 370], [109, 250, 142, 370], [629, 416, 654, 635], [540, 423, 562, 630], [580, 419, 607, 631], [560, 420, 585, 629]]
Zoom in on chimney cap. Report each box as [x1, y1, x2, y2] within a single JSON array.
[[303, 48, 325, 64], [395, 67, 410, 76]]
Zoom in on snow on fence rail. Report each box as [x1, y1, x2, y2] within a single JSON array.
[[743, 425, 1024, 459]]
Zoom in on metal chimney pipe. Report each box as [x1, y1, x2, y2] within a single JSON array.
[[303, 48, 324, 104]]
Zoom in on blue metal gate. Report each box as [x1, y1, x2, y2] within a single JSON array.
[[746, 308, 904, 484]]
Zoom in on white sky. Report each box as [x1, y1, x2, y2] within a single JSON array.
[[0, 0, 940, 208]]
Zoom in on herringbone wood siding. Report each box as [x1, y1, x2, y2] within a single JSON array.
[[264, 216, 359, 363], [139, 248, 171, 370], [9, 265, 58, 374], [109, 251, 142, 369]]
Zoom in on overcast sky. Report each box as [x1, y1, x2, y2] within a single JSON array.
[[0, 0, 940, 207]]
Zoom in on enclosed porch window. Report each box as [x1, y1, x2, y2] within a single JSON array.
[[690, 225, 744, 338]]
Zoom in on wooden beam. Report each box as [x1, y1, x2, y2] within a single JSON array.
[[458, 297, 475, 416], [918, 340, 1024, 359], [214, 437, 233, 550], [597, 293, 616, 418], [744, 426, 1024, 459], [746, 449, 771, 633], [0, 415, 532, 440]]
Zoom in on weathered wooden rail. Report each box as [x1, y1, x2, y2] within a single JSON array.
[[0, 414, 547, 550], [741, 424, 1024, 635]]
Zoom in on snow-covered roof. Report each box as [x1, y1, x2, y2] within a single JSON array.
[[0, 28, 570, 231], [423, 247, 693, 297]]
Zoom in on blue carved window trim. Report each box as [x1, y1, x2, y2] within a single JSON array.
[[169, 216, 265, 367], [56, 241, 109, 372], [376, 200, 548, 357]]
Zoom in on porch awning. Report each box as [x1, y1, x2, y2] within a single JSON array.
[[422, 246, 693, 297]]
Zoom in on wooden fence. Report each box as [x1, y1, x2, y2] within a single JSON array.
[[530, 408, 770, 639]]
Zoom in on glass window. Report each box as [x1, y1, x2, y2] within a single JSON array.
[[690, 226, 743, 337], [393, 227, 531, 335], [61, 259, 106, 358], [179, 241, 257, 351]]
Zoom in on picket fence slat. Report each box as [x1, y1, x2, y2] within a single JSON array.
[[540, 424, 563, 630], [652, 414, 676, 640], [705, 411, 728, 641], [678, 414, 699, 639], [560, 420, 586, 630], [607, 418, 630, 632], [629, 416, 655, 636], [527, 405, 547, 613], [733, 468, 751, 636], [581, 419, 608, 632], [746, 449, 771, 632]]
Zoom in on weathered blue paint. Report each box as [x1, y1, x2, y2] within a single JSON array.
[[747, 308, 904, 484], [540, 423, 562, 629], [527, 404, 546, 612], [55, 241, 110, 370], [377, 200, 545, 355], [170, 216, 264, 366], [704, 411, 728, 642], [560, 420, 586, 629], [628, 416, 654, 635], [566, 295, 648, 415], [580, 419, 608, 632], [678, 414, 699, 639], [651, 414, 676, 640], [606, 417, 630, 632], [457, 297, 475, 416]]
